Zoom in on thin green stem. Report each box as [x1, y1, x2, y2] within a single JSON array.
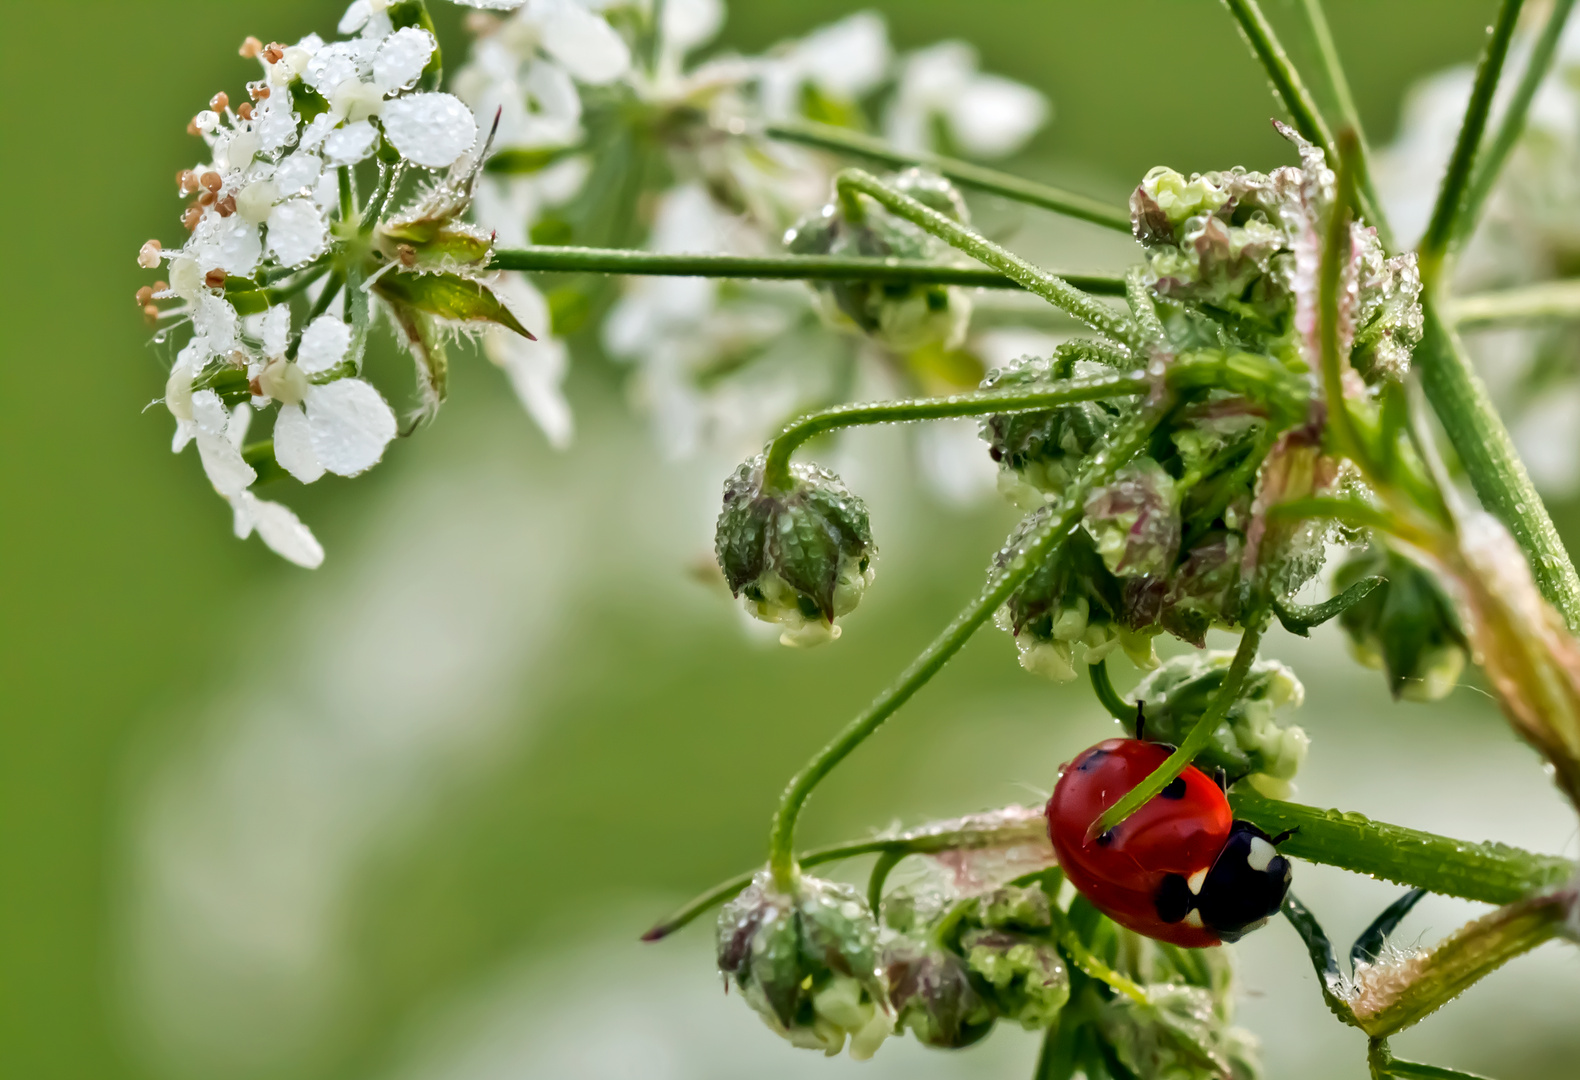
[[762, 119, 1133, 233], [1229, 789, 1575, 904], [1448, 278, 1580, 327], [1457, 0, 1579, 247], [766, 409, 1163, 888], [1321, 130, 1374, 471], [1088, 659, 1133, 724], [1417, 0, 1526, 273], [358, 161, 398, 235], [761, 370, 1149, 489], [1048, 902, 1150, 1004], [1298, 0, 1397, 250], [1124, 266, 1167, 351], [1094, 610, 1269, 836], [1265, 495, 1395, 533], [834, 168, 1144, 352], [1273, 574, 1384, 636], [1416, 298, 1580, 630], [337, 165, 355, 224], [1222, 0, 1392, 245], [488, 244, 1125, 294]]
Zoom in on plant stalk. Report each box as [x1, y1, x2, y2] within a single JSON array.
[[1448, 278, 1580, 327]]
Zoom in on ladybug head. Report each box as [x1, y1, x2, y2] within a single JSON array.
[[1155, 821, 1292, 942]]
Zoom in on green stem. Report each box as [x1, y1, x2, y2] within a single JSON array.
[[1456, 0, 1579, 247], [1321, 131, 1373, 470], [761, 370, 1149, 489], [488, 244, 1125, 294], [1124, 266, 1167, 351], [1088, 659, 1133, 724], [1417, 0, 1526, 273], [1265, 495, 1395, 533], [1448, 278, 1580, 327], [1273, 574, 1384, 636], [1229, 789, 1575, 904], [337, 165, 355, 224], [1222, 0, 1393, 245], [766, 409, 1162, 889], [1416, 297, 1580, 630], [1298, 0, 1397, 250], [834, 168, 1144, 352], [1094, 610, 1268, 835], [642, 808, 1050, 940], [1355, 889, 1571, 1037], [358, 161, 398, 235], [762, 119, 1133, 233]]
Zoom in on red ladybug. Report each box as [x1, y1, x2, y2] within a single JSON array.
[[1046, 738, 1292, 948]]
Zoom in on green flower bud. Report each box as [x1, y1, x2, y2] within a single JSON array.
[[1083, 457, 1182, 579], [1351, 249, 1423, 384], [1157, 532, 1247, 647], [959, 929, 1070, 1030], [996, 514, 1159, 681], [1099, 983, 1262, 1080], [980, 346, 1119, 509], [715, 456, 876, 647], [786, 168, 973, 353], [717, 872, 894, 1059], [882, 936, 996, 1048], [1132, 651, 1309, 798], [1335, 545, 1468, 701]]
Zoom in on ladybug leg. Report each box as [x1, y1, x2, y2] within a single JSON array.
[[1213, 766, 1228, 792], [1134, 700, 1146, 740], [1271, 827, 1298, 845]]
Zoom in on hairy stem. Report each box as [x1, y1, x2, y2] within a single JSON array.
[[488, 244, 1125, 294], [1230, 790, 1575, 904], [1093, 611, 1268, 835], [1417, 0, 1526, 273], [761, 370, 1149, 489], [1456, 0, 1579, 247], [1448, 278, 1580, 327], [762, 118, 1133, 233], [766, 411, 1162, 888], [833, 168, 1144, 351]]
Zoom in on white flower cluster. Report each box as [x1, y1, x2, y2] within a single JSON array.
[[453, 2, 1052, 474], [139, 2, 500, 566], [1377, 17, 1580, 495]]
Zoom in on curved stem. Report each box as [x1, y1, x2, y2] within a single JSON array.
[[1456, 0, 1579, 248], [1417, 0, 1526, 274], [762, 119, 1133, 234], [760, 370, 1149, 489], [1230, 789, 1574, 904], [766, 409, 1163, 888], [1088, 659, 1133, 725], [834, 169, 1144, 352], [1298, 0, 1396, 251], [1093, 609, 1269, 836], [488, 244, 1125, 294], [866, 850, 905, 913], [1448, 278, 1580, 327]]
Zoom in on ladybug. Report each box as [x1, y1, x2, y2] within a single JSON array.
[[1046, 737, 1292, 948]]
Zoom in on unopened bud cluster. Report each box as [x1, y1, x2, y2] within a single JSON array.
[[1335, 545, 1468, 701]]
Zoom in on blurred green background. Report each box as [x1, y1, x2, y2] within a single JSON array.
[[3, 2, 1578, 1079]]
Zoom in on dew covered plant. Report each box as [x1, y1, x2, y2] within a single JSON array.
[[133, 1, 1580, 1077]]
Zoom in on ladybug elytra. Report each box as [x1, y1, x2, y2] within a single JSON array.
[[1046, 738, 1292, 948]]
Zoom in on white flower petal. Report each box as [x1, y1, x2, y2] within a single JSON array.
[[232, 491, 325, 568], [381, 92, 478, 168], [254, 95, 299, 154], [193, 215, 263, 276], [171, 418, 195, 453], [303, 41, 365, 93], [226, 402, 252, 449], [373, 26, 435, 93], [794, 12, 890, 99], [323, 119, 379, 165], [274, 151, 323, 194], [197, 431, 257, 497], [338, 0, 371, 34], [261, 306, 292, 357], [299, 113, 336, 153], [663, 0, 724, 56], [452, 0, 524, 7], [273, 402, 326, 483], [305, 379, 398, 476], [946, 75, 1048, 158], [190, 390, 230, 437], [297, 315, 351, 374], [486, 276, 573, 448], [266, 198, 329, 267], [193, 295, 241, 354], [537, 1, 631, 84]]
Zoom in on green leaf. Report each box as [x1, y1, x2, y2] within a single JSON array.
[[485, 146, 581, 175], [1384, 1059, 1495, 1080], [1274, 575, 1384, 636], [373, 270, 535, 338], [771, 501, 844, 619]]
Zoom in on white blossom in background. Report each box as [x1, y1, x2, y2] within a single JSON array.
[[485, 276, 574, 448], [885, 41, 1049, 159], [1377, 17, 1580, 495]]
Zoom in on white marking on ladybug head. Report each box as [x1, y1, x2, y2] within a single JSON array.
[[1184, 909, 1204, 928], [1187, 868, 1208, 895], [1247, 836, 1276, 872]]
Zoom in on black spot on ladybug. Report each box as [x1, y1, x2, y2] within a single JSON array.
[[1076, 748, 1110, 772], [1155, 874, 1191, 923], [1160, 776, 1187, 799]]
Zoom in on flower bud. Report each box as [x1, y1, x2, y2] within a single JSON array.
[[715, 455, 876, 646], [1099, 983, 1261, 1080], [981, 347, 1118, 509], [717, 872, 893, 1059], [1157, 532, 1246, 646], [996, 513, 1159, 681], [785, 168, 972, 353], [1083, 457, 1182, 578], [1132, 651, 1309, 798], [959, 929, 1070, 1030], [1335, 545, 1468, 702], [882, 936, 996, 1048]]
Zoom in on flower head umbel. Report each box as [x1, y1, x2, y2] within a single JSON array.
[[715, 455, 876, 646], [717, 871, 893, 1059], [137, 2, 539, 564], [1335, 544, 1468, 702], [981, 346, 1121, 509]]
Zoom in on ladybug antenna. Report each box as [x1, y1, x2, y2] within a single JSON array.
[[1213, 766, 1228, 792], [1134, 700, 1146, 740], [1271, 827, 1299, 845]]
